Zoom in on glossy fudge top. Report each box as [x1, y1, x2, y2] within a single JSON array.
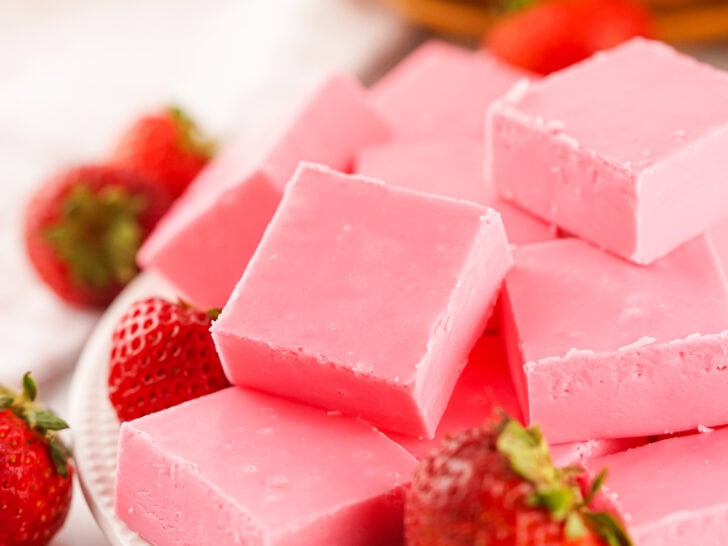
[[123, 388, 417, 531], [585, 429, 728, 529], [508, 237, 728, 363], [371, 40, 529, 139], [216, 163, 498, 385], [498, 38, 728, 171]]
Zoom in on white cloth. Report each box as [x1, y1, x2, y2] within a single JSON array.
[[0, 0, 415, 387]]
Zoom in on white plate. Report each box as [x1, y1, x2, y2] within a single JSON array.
[[68, 272, 174, 546]]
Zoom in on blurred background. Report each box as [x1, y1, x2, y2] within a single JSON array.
[[2, 0, 727, 543]]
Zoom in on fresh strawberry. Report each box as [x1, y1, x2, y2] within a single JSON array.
[[405, 416, 632, 546], [24, 165, 172, 308], [111, 107, 215, 198], [108, 297, 230, 422], [486, 0, 654, 75], [0, 373, 73, 546]]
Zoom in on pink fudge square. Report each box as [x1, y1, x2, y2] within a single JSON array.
[[585, 430, 728, 545], [116, 388, 417, 546], [138, 73, 390, 308], [211, 163, 512, 438], [503, 236, 728, 444], [354, 139, 555, 246], [388, 335, 644, 464], [487, 38, 728, 264], [371, 40, 530, 140]]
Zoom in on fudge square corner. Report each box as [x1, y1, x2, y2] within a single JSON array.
[[211, 162, 512, 438], [502, 235, 728, 445], [487, 37, 728, 265]]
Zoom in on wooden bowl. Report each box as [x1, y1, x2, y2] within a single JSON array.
[[381, 0, 728, 43]]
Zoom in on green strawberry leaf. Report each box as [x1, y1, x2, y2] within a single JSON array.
[[584, 511, 634, 546], [496, 418, 556, 485], [565, 511, 589, 540], [531, 485, 577, 521], [0, 394, 14, 410], [28, 410, 70, 432], [583, 468, 607, 506], [49, 436, 71, 479], [22, 372, 37, 402]]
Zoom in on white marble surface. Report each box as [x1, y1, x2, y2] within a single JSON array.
[[0, 0, 415, 385]]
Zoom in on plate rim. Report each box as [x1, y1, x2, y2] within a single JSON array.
[[68, 272, 174, 546]]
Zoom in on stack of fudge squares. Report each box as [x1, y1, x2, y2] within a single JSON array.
[[117, 38, 728, 545]]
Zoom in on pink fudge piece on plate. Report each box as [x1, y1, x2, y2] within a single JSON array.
[[138, 73, 389, 308], [211, 163, 512, 438], [585, 429, 728, 545], [503, 235, 728, 444], [487, 38, 728, 264], [388, 335, 643, 463], [116, 388, 417, 546], [355, 139, 555, 246], [371, 40, 530, 140]]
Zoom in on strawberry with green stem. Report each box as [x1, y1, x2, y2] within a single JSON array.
[[405, 415, 632, 546], [111, 106, 216, 198], [0, 373, 73, 546], [486, 0, 654, 75], [24, 165, 172, 308]]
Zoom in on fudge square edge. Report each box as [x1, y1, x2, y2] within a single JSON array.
[[211, 162, 512, 438], [584, 428, 728, 545], [502, 235, 728, 444], [138, 72, 390, 309], [116, 387, 418, 546], [486, 37, 728, 264]]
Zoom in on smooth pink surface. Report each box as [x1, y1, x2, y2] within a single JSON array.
[[488, 38, 728, 264], [585, 430, 728, 546], [138, 73, 390, 308], [503, 236, 728, 443], [354, 139, 555, 246], [371, 40, 530, 140], [212, 163, 512, 438], [116, 388, 417, 546]]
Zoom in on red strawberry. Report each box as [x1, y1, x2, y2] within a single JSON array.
[[486, 0, 654, 75], [111, 107, 216, 198], [24, 165, 172, 308], [405, 416, 632, 546], [108, 297, 230, 422], [0, 373, 73, 546]]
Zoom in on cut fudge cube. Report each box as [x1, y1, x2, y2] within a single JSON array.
[[487, 38, 728, 264], [388, 335, 644, 463], [503, 236, 728, 443], [371, 40, 530, 140], [585, 429, 728, 545], [212, 163, 512, 438], [138, 73, 390, 308], [355, 139, 554, 246], [116, 388, 417, 546]]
